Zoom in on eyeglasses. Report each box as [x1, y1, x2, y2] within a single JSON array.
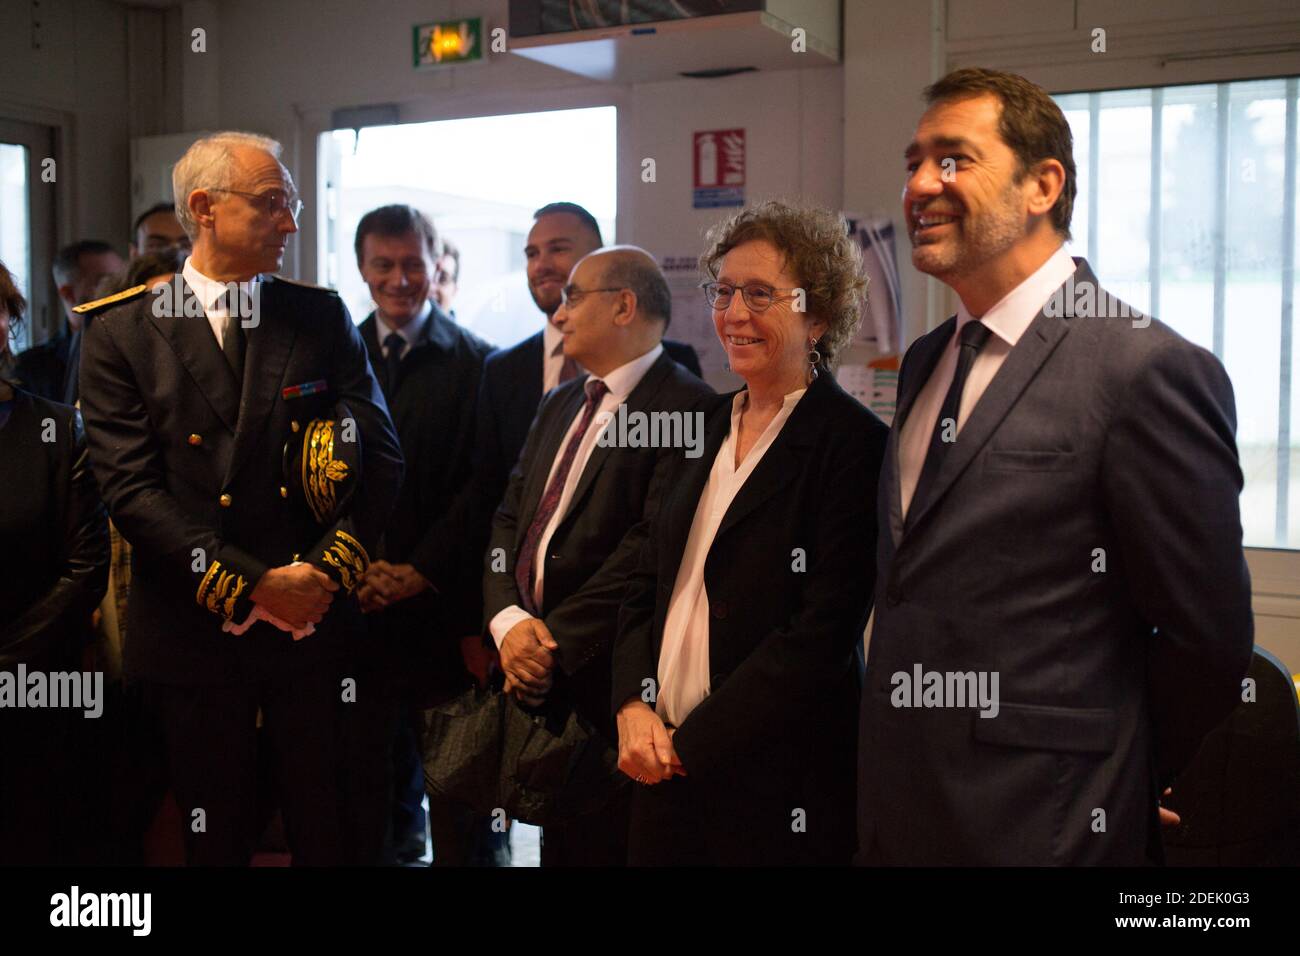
[[207, 188, 304, 223], [560, 285, 625, 308], [701, 281, 801, 312]]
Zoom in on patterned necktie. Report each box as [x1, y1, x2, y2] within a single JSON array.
[[907, 319, 993, 527], [514, 378, 610, 615], [383, 332, 404, 397]]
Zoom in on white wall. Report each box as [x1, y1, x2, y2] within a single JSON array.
[[0, 0, 131, 252]]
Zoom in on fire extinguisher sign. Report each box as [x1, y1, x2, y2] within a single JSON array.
[[693, 129, 746, 209]]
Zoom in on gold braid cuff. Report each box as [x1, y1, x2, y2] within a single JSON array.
[[302, 419, 350, 524], [320, 530, 369, 593], [195, 559, 249, 620]]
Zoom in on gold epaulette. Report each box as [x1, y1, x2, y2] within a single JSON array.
[[72, 284, 150, 316]]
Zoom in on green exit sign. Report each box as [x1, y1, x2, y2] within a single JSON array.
[[413, 17, 483, 68]]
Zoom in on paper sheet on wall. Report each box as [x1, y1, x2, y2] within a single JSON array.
[[660, 253, 729, 378], [845, 215, 903, 354]]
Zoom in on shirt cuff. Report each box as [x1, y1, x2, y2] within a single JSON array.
[[488, 605, 534, 649]]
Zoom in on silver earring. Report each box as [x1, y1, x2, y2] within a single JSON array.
[[807, 337, 821, 385]]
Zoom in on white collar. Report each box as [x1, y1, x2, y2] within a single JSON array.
[[955, 245, 1076, 348], [374, 299, 432, 347], [181, 257, 260, 313], [590, 343, 664, 401], [543, 317, 564, 357]]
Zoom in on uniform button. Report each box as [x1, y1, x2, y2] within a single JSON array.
[[187, 433, 203, 446], [280, 486, 288, 498], [711, 600, 728, 619], [290, 420, 300, 433], [219, 493, 233, 507]]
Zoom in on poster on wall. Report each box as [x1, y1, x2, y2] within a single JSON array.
[[660, 252, 737, 387], [693, 130, 746, 209], [844, 214, 903, 355]]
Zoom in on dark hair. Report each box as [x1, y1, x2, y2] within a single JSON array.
[[52, 240, 117, 286], [132, 201, 179, 238], [439, 237, 460, 281], [923, 67, 1076, 239], [96, 248, 187, 298], [353, 204, 439, 266], [700, 201, 865, 368], [598, 250, 672, 328], [0, 258, 26, 336], [533, 201, 603, 246]]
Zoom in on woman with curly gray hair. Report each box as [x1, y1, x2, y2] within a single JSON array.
[[611, 200, 888, 865]]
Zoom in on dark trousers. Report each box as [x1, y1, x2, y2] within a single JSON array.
[[0, 695, 80, 865], [146, 667, 348, 866], [540, 786, 631, 867]]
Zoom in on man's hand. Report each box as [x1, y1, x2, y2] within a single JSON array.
[[616, 699, 685, 785], [1158, 787, 1181, 827], [250, 563, 337, 630], [460, 634, 497, 689], [500, 618, 558, 706], [357, 561, 432, 613]]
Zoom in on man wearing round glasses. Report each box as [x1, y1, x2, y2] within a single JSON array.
[[77, 131, 404, 866]]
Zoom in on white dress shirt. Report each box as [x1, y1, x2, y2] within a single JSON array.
[[374, 299, 431, 361], [655, 386, 807, 728], [489, 343, 665, 647], [542, 319, 584, 394], [181, 257, 261, 348], [898, 245, 1076, 518]]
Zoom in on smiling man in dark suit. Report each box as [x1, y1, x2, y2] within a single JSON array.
[[484, 245, 712, 865], [78, 131, 403, 865], [857, 68, 1254, 865]]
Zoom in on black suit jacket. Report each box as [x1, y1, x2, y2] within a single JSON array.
[[79, 274, 404, 685], [484, 350, 713, 736], [858, 258, 1255, 865], [613, 372, 888, 863], [0, 388, 109, 669], [12, 326, 73, 403], [358, 305, 494, 695]]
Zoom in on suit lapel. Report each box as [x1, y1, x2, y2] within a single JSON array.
[[563, 353, 676, 518], [885, 320, 954, 548], [657, 395, 732, 582], [713, 375, 825, 543], [225, 277, 297, 485], [515, 382, 586, 547], [903, 300, 1071, 537], [147, 275, 241, 432]]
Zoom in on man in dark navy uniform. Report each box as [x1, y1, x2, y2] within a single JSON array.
[[78, 131, 403, 865]]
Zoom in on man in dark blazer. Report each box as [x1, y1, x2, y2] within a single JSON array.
[[347, 204, 495, 865], [484, 245, 712, 865], [858, 69, 1254, 865], [78, 132, 403, 865], [471, 203, 701, 549], [14, 240, 123, 404]]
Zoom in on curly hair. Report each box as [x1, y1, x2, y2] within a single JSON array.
[[699, 201, 865, 369], [0, 259, 26, 363]]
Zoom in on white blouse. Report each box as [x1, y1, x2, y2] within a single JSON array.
[[655, 386, 807, 728]]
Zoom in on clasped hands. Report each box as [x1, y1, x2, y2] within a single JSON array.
[[249, 561, 338, 634], [500, 618, 559, 707], [357, 560, 433, 613], [616, 699, 686, 785]]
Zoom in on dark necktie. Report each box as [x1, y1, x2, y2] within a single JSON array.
[[222, 311, 246, 386], [383, 332, 404, 397], [907, 319, 993, 526], [514, 378, 610, 615]]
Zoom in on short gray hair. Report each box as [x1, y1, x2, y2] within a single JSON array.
[[172, 131, 283, 241], [597, 247, 672, 328]]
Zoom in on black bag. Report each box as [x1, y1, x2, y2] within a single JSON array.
[[420, 687, 629, 828]]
